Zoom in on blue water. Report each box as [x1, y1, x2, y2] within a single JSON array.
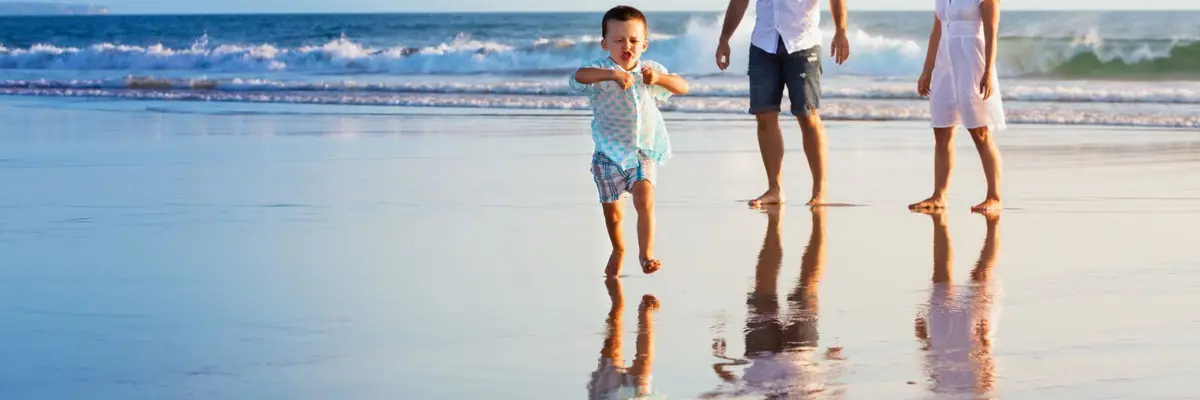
[[0, 11, 1197, 127]]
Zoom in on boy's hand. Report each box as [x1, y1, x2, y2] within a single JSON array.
[[641, 65, 660, 86], [611, 70, 636, 90]]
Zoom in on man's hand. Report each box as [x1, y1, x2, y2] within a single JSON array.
[[715, 40, 732, 71], [830, 29, 850, 65], [641, 65, 660, 86], [612, 69, 636, 90]]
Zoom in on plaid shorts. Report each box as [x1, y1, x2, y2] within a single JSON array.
[[591, 151, 656, 204]]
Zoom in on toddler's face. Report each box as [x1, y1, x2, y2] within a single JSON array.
[[601, 19, 648, 70]]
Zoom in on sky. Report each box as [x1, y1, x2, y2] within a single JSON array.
[[10, 0, 1197, 14]]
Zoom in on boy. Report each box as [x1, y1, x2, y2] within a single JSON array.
[[569, 5, 689, 277]]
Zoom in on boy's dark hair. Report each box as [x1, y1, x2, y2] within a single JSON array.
[[601, 5, 648, 38]]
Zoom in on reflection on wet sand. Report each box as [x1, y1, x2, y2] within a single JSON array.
[[703, 207, 844, 398], [914, 212, 1002, 398], [588, 277, 660, 400]]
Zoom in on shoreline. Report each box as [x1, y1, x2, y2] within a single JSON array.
[[2, 95, 1197, 131]]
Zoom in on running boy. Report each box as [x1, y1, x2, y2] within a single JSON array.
[[569, 5, 689, 277]]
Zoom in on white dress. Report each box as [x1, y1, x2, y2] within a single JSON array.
[[929, 0, 1006, 131]]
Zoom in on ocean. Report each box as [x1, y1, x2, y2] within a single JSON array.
[[0, 11, 1197, 127]]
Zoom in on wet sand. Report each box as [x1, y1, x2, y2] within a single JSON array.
[[1, 97, 1198, 399]]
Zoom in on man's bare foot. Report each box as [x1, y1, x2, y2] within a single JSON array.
[[908, 196, 947, 211], [758, 204, 786, 217], [640, 257, 662, 275], [606, 249, 625, 277], [971, 198, 1002, 213], [639, 294, 660, 312], [805, 194, 825, 207], [749, 189, 786, 208]]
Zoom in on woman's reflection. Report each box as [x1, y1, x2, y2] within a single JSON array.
[[588, 277, 659, 400], [914, 212, 1002, 397], [704, 207, 840, 398]]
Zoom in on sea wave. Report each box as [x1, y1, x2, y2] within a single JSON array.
[[0, 22, 1194, 79]]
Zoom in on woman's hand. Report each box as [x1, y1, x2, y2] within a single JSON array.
[[979, 71, 993, 100], [917, 70, 932, 97]]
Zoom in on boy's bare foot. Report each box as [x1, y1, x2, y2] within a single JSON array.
[[640, 257, 662, 275], [639, 294, 660, 312], [606, 249, 625, 277], [908, 196, 947, 211], [971, 198, 1002, 213], [805, 194, 825, 207], [749, 189, 786, 208]]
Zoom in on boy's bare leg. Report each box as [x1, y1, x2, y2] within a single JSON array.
[[601, 277, 625, 364], [797, 113, 827, 206], [749, 112, 786, 207], [910, 127, 956, 210], [602, 200, 626, 277], [632, 294, 660, 396], [968, 127, 1003, 213], [632, 181, 660, 274]]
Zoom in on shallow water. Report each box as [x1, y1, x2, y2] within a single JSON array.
[[1, 100, 1198, 399]]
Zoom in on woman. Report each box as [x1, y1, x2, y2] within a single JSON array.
[[910, 0, 1006, 213]]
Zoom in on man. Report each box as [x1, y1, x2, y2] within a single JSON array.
[[715, 0, 850, 207]]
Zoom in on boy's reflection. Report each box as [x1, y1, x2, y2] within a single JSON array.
[[588, 277, 659, 400], [914, 212, 1002, 397], [705, 207, 840, 398]]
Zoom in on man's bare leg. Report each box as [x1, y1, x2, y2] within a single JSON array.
[[910, 127, 956, 211], [749, 112, 786, 207], [796, 113, 828, 206], [632, 181, 660, 274], [602, 200, 626, 277]]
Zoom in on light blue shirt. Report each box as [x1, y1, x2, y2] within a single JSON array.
[[569, 57, 674, 170]]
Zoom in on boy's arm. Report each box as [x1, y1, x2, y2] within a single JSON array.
[[654, 73, 689, 95], [574, 67, 618, 85]]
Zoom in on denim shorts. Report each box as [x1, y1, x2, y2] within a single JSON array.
[[748, 37, 823, 116]]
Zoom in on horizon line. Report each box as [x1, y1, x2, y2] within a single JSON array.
[[39, 8, 1200, 16]]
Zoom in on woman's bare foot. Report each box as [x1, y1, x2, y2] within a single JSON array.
[[909, 196, 947, 211], [640, 257, 662, 275], [976, 209, 1001, 223], [749, 189, 786, 208], [606, 249, 625, 277], [971, 198, 1002, 213]]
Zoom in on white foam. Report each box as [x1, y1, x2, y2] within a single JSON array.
[[0, 19, 1190, 78], [2, 87, 1195, 128], [2, 78, 1195, 104]]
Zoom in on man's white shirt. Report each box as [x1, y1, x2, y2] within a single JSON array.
[[751, 0, 823, 54]]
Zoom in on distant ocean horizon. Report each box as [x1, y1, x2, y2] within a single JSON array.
[[0, 11, 1196, 127]]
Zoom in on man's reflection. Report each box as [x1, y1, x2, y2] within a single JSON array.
[[705, 207, 840, 398], [588, 277, 659, 399], [914, 212, 1002, 397]]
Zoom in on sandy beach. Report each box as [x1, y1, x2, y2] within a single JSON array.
[[1, 96, 1198, 399]]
